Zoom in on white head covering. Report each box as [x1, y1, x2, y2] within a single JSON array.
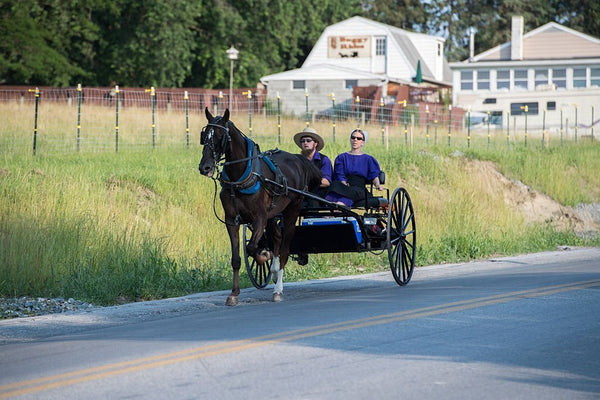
[[351, 129, 368, 143]]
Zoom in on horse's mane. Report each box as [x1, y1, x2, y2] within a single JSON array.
[[294, 154, 322, 192]]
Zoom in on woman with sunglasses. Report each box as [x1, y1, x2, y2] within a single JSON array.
[[325, 129, 382, 207]]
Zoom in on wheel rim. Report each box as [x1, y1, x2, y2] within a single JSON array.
[[387, 188, 416, 285], [243, 224, 272, 289]]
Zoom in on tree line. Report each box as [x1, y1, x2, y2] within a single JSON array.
[[1, 0, 598, 88]]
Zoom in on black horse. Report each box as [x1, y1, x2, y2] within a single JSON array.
[[198, 108, 321, 305]]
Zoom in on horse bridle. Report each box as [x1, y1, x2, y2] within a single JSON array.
[[201, 119, 231, 168]]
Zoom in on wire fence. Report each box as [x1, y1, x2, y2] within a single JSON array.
[[1, 85, 597, 155]]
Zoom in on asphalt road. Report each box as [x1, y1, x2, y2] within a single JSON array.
[[1, 247, 599, 400]]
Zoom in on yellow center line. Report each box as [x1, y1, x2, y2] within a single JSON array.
[[1, 278, 599, 399]]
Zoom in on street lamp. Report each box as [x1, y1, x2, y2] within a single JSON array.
[[226, 46, 239, 111]]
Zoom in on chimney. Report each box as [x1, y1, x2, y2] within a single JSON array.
[[511, 16, 524, 61], [469, 27, 475, 62]]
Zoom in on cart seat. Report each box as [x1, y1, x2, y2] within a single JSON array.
[[353, 171, 388, 209]]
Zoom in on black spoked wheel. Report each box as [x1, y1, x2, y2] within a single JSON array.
[[387, 187, 416, 286], [242, 224, 272, 289]]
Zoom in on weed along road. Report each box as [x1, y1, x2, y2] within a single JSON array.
[[1, 248, 599, 399]]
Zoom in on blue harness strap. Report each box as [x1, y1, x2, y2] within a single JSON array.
[[220, 138, 283, 195]]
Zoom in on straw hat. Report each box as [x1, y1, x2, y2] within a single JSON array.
[[293, 127, 325, 151]]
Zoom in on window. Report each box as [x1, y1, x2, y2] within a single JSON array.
[[345, 79, 358, 89], [535, 69, 548, 88], [477, 70, 490, 90], [461, 70, 473, 90], [514, 69, 528, 89], [511, 102, 538, 116], [591, 67, 600, 87], [483, 98, 496, 104], [497, 70, 510, 89], [376, 37, 386, 56], [437, 43, 441, 56], [573, 68, 587, 88], [292, 80, 305, 90], [547, 101, 556, 111], [552, 68, 566, 88]]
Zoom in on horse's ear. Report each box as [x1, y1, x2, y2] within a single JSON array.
[[223, 109, 230, 123], [205, 107, 213, 121]]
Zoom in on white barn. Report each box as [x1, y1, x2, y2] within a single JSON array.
[[260, 16, 452, 116], [450, 16, 600, 134]]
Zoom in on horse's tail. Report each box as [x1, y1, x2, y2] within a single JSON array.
[[295, 155, 322, 192]]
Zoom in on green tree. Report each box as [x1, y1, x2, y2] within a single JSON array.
[[364, 0, 430, 32], [95, 0, 201, 87], [553, 0, 600, 39], [428, 0, 557, 61], [0, 0, 89, 86]]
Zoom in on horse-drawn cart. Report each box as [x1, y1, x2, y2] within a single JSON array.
[[199, 108, 416, 305], [243, 175, 416, 289]]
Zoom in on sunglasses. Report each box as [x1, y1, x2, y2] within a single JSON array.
[[300, 138, 313, 143], [350, 135, 364, 141]]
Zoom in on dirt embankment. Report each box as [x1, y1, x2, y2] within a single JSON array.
[[470, 160, 600, 238]]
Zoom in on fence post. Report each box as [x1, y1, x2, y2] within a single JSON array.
[[330, 93, 336, 143], [506, 111, 510, 148], [447, 105, 452, 147], [115, 85, 119, 152], [542, 109, 546, 148], [399, 100, 407, 145], [425, 104, 430, 146], [76, 84, 82, 151], [28, 87, 40, 155], [355, 96, 361, 128], [305, 89, 309, 127], [487, 110, 491, 148], [185, 91, 190, 149], [380, 97, 385, 145], [467, 107, 471, 148], [277, 92, 281, 145], [522, 105, 528, 147], [560, 108, 564, 146], [145, 86, 156, 149], [218, 91, 223, 115], [246, 90, 252, 135]]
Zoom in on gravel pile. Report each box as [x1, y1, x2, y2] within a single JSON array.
[[0, 297, 98, 319]]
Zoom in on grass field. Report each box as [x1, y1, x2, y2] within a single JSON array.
[[1, 103, 599, 306]]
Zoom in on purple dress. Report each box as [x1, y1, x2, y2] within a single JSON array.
[[325, 152, 380, 206]]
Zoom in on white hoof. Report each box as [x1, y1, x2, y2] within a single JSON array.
[[272, 293, 283, 302]]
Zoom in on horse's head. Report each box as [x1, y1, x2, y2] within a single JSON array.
[[199, 107, 231, 177]]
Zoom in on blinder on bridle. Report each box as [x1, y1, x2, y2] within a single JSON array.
[[201, 118, 231, 157]]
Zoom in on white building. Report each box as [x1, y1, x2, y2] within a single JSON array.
[[260, 16, 452, 116], [450, 16, 600, 135]]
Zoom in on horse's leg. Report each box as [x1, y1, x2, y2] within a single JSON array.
[[266, 218, 284, 301], [271, 256, 284, 302], [266, 217, 282, 283], [226, 223, 241, 306], [271, 204, 301, 302], [246, 217, 269, 264]]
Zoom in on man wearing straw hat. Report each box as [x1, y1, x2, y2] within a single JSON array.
[[294, 127, 332, 199], [294, 127, 332, 266]]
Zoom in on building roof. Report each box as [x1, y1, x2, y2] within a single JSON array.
[[472, 22, 600, 62], [303, 16, 451, 85], [260, 64, 388, 84]]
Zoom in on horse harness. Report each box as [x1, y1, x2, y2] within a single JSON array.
[[202, 120, 289, 224]]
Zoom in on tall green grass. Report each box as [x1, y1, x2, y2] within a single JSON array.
[[1, 122, 599, 305]]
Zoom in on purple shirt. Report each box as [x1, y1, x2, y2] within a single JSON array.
[[313, 151, 333, 183], [332, 152, 380, 183]]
